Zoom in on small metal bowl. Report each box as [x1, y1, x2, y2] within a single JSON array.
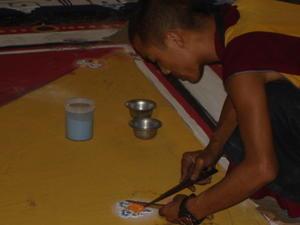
[[125, 99, 156, 118], [129, 118, 162, 139]]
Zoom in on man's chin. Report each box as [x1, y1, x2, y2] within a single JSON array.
[[189, 78, 200, 84], [171, 70, 203, 83], [187, 73, 203, 83], [180, 77, 199, 83], [191, 66, 205, 83]]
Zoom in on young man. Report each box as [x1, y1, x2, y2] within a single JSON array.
[[128, 0, 300, 224]]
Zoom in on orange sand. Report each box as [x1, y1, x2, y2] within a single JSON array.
[[127, 203, 145, 213]]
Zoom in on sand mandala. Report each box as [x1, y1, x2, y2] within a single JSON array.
[[76, 59, 102, 69], [117, 201, 153, 218]]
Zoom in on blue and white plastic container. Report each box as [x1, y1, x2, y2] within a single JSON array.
[[65, 97, 95, 141]]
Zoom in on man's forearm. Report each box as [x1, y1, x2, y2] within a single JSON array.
[[207, 96, 237, 157], [186, 158, 273, 219]]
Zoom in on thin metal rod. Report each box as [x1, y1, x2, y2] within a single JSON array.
[[126, 200, 165, 209], [144, 167, 218, 207]]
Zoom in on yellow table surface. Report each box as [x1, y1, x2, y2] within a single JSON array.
[[0, 47, 269, 225]]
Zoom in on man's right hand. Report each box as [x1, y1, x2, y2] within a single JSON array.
[[181, 147, 220, 188]]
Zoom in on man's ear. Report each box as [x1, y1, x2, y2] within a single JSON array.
[[164, 30, 185, 49]]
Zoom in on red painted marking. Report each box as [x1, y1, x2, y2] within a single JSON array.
[[0, 47, 120, 106]]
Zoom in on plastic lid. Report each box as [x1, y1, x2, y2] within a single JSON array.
[[65, 97, 95, 114]]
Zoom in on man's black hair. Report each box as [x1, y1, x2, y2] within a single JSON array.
[[128, 0, 218, 46]]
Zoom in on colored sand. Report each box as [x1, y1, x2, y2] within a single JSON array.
[[127, 203, 145, 213]]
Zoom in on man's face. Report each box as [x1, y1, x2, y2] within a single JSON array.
[[133, 36, 204, 83]]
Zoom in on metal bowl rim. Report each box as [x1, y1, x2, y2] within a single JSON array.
[[129, 118, 162, 129], [125, 99, 156, 109]]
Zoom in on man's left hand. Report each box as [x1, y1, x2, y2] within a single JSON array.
[[159, 194, 188, 224]]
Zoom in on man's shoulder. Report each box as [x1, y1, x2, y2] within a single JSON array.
[[221, 31, 300, 80], [225, 0, 300, 45]]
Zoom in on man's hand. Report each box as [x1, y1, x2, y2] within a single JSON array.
[[181, 147, 219, 188], [159, 195, 187, 224]]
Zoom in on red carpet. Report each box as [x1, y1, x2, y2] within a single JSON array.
[[0, 45, 119, 106]]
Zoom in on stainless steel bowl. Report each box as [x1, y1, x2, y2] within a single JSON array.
[[125, 99, 156, 118], [129, 118, 162, 139]]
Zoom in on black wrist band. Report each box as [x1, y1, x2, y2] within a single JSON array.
[[178, 195, 204, 225]]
